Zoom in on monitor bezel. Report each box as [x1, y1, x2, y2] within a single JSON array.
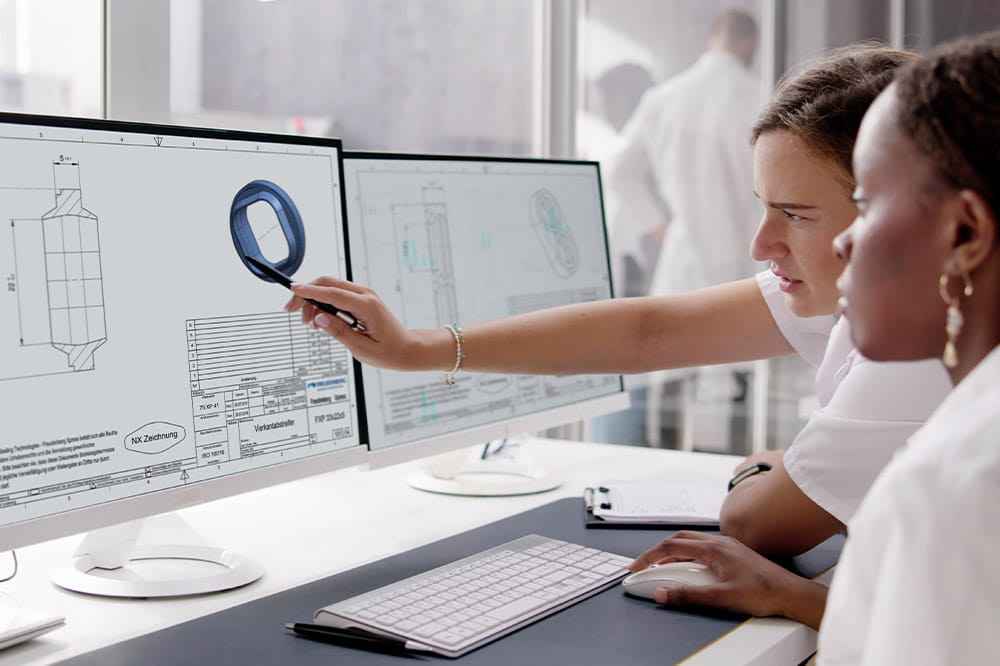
[[0, 112, 368, 550]]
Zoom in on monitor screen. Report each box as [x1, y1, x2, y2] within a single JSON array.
[[343, 153, 626, 467], [0, 114, 366, 550]]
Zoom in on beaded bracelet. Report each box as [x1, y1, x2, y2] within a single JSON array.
[[443, 324, 465, 386]]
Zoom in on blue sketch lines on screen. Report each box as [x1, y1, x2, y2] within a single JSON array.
[[230, 179, 306, 279], [530, 189, 579, 278], [420, 390, 438, 423], [1, 158, 108, 382], [392, 184, 457, 329], [474, 230, 493, 253]]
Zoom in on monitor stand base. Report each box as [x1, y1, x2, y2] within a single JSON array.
[[50, 515, 263, 598], [407, 437, 562, 497]]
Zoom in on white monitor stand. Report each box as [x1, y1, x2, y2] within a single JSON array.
[[50, 514, 263, 598], [406, 437, 562, 497]]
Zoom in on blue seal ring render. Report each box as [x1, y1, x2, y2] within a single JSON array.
[[230, 179, 306, 279]]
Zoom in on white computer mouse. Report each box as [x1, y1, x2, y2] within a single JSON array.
[[621, 561, 720, 599]]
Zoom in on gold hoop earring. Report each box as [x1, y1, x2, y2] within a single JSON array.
[[939, 272, 974, 369]]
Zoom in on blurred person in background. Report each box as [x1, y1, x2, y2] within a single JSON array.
[[577, 61, 655, 171], [601, 8, 763, 448]]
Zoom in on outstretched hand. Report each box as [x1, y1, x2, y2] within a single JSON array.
[[627, 531, 826, 627], [285, 276, 432, 371]]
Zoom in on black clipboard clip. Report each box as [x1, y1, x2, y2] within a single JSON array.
[[583, 486, 614, 528]]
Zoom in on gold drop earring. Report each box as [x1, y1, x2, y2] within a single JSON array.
[[939, 272, 974, 369]]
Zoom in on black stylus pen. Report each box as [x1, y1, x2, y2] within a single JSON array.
[[285, 622, 433, 655], [246, 256, 367, 332]]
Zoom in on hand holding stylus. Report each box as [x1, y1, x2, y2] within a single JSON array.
[[245, 257, 366, 332], [286, 277, 450, 373]]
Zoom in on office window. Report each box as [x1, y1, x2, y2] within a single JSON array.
[[170, 0, 537, 155], [766, 0, 893, 450], [783, 0, 890, 67], [904, 0, 1000, 50], [0, 0, 102, 117], [579, 0, 766, 454], [578, 0, 900, 454]]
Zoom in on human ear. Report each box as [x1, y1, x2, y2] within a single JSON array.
[[947, 189, 997, 274]]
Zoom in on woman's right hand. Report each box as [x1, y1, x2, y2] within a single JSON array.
[[627, 531, 828, 629], [286, 276, 444, 372]]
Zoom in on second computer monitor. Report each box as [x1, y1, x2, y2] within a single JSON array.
[[343, 153, 626, 467]]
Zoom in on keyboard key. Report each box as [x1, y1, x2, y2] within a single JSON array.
[[590, 562, 626, 576], [486, 596, 547, 622]]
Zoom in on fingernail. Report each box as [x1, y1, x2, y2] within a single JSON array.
[[653, 588, 668, 604], [315, 313, 332, 328], [290, 282, 301, 289]]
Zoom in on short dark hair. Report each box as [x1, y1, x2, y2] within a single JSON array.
[[894, 30, 1000, 218], [710, 8, 758, 43], [752, 43, 917, 188]]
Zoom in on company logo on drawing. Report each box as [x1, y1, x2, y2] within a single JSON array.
[[307, 376, 348, 404]]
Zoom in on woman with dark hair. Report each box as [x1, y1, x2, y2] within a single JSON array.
[[288, 45, 950, 558], [628, 30, 1000, 661], [822, 30, 1000, 663]]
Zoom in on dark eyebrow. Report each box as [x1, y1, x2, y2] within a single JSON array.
[[767, 202, 819, 210], [753, 192, 820, 210]]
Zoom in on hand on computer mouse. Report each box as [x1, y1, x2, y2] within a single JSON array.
[[621, 561, 719, 599], [626, 531, 827, 626]]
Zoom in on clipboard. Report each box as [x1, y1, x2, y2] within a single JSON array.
[[583, 482, 724, 529]]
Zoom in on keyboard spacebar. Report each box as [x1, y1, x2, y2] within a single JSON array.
[[485, 595, 550, 622]]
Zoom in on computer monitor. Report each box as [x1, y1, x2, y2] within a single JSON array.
[[342, 152, 628, 493], [0, 113, 366, 597]]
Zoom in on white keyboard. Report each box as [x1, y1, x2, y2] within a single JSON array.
[[314, 534, 632, 658]]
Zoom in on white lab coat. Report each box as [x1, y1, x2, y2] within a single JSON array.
[[819, 344, 1000, 665], [605, 50, 763, 445], [605, 50, 762, 296]]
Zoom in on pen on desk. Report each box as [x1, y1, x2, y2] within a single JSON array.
[[285, 622, 432, 655], [245, 256, 367, 332]]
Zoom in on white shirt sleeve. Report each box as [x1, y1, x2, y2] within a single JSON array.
[[757, 271, 950, 524], [783, 341, 951, 523]]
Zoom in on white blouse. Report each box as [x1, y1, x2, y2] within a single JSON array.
[[757, 271, 952, 523], [819, 344, 1000, 665]]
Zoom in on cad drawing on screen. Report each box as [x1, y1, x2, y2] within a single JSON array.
[[1, 158, 107, 383], [0, 115, 365, 600], [343, 154, 628, 496]]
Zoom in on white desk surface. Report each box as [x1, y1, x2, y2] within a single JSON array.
[[0, 438, 822, 665]]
